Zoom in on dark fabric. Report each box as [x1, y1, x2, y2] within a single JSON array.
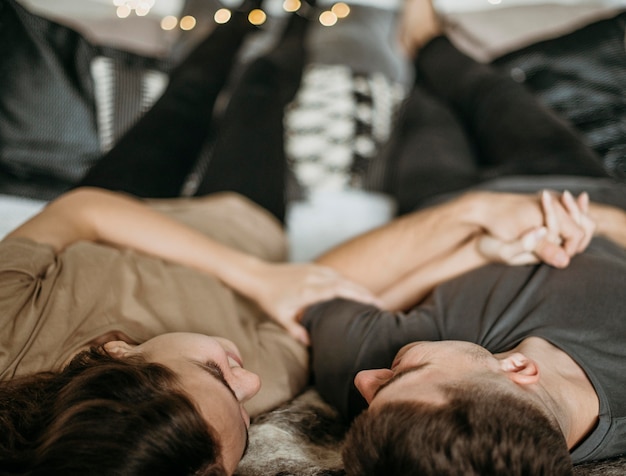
[[303, 237, 626, 464], [0, 0, 172, 201], [492, 10, 626, 180], [0, 0, 99, 200], [385, 36, 609, 215], [79, 12, 311, 223], [196, 13, 311, 222], [78, 14, 256, 198]]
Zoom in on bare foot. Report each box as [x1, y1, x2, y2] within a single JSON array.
[[398, 0, 443, 58]]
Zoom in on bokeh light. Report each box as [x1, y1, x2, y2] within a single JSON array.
[[214, 8, 232, 24], [319, 10, 337, 27], [160, 15, 178, 30], [179, 15, 197, 30], [248, 9, 267, 26], [331, 2, 350, 19], [116, 5, 131, 18], [283, 0, 301, 12]]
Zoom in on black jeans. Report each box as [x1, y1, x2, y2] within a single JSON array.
[[385, 36, 609, 215], [78, 11, 311, 223]]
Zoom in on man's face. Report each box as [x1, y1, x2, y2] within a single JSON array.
[[354, 340, 501, 409]]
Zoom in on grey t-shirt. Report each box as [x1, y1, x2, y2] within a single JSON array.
[[303, 175, 626, 465]]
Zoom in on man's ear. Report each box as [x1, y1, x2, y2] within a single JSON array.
[[498, 352, 540, 386], [103, 340, 137, 359]]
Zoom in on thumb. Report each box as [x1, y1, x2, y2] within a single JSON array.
[[285, 321, 311, 347], [478, 228, 546, 265]]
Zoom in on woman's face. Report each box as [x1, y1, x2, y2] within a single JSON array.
[[104, 332, 261, 474]]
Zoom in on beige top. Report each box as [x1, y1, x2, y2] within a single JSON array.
[[0, 193, 308, 416]]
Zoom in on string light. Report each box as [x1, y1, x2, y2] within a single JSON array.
[[248, 8, 267, 26], [319, 10, 337, 27], [116, 5, 131, 18], [331, 2, 350, 19], [283, 0, 301, 12], [112, 0, 352, 30], [214, 8, 232, 24], [160, 15, 178, 30], [179, 15, 197, 30], [113, 0, 155, 17]]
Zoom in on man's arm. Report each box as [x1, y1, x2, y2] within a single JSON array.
[[315, 190, 586, 309], [302, 298, 440, 421], [589, 202, 626, 249], [6, 187, 378, 343]]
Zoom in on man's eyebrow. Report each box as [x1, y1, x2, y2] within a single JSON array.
[[194, 360, 250, 457], [373, 363, 431, 399]]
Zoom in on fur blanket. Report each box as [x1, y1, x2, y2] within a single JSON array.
[[236, 388, 626, 476]]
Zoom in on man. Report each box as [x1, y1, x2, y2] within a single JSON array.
[[300, 0, 626, 474]]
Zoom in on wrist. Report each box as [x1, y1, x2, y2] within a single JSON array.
[[229, 255, 268, 299], [454, 191, 493, 231], [589, 202, 626, 241]]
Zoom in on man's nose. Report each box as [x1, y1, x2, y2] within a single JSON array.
[[354, 368, 394, 404]]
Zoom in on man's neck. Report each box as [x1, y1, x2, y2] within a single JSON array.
[[512, 337, 599, 449]]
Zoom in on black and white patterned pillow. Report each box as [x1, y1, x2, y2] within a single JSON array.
[[90, 51, 169, 154], [284, 63, 406, 199]]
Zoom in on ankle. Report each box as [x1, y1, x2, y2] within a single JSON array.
[[399, 0, 443, 58]]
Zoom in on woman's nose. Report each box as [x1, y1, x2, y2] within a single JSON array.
[[231, 367, 262, 403], [354, 368, 394, 404]]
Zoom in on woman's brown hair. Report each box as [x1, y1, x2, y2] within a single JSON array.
[[0, 348, 226, 476]]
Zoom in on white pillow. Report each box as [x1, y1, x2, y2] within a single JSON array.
[[0, 195, 46, 239]]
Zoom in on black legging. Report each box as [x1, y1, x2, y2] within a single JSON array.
[[78, 9, 311, 223], [385, 36, 609, 215]]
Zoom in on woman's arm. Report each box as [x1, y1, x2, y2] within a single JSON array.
[[6, 187, 378, 343]]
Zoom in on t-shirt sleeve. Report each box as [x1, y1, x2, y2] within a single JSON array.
[[0, 238, 58, 378], [0, 238, 55, 306], [302, 298, 441, 421]]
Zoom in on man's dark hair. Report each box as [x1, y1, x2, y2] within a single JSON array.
[[342, 383, 573, 476], [0, 347, 226, 476]]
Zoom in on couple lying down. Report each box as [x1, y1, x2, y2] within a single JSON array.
[[1, 0, 625, 474]]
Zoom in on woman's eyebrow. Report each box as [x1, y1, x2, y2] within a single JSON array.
[[196, 360, 238, 400]]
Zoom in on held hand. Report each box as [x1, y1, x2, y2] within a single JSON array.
[[251, 263, 382, 346], [477, 227, 547, 266], [534, 190, 595, 267], [478, 190, 595, 267]]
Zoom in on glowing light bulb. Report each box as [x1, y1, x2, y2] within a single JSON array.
[[283, 0, 301, 12], [161, 15, 178, 30], [180, 15, 197, 30], [214, 8, 232, 24], [248, 9, 267, 26], [319, 11, 337, 27], [135, 5, 150, 16], [117, 5, 131, 17], [331, 2, 350, 19]]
